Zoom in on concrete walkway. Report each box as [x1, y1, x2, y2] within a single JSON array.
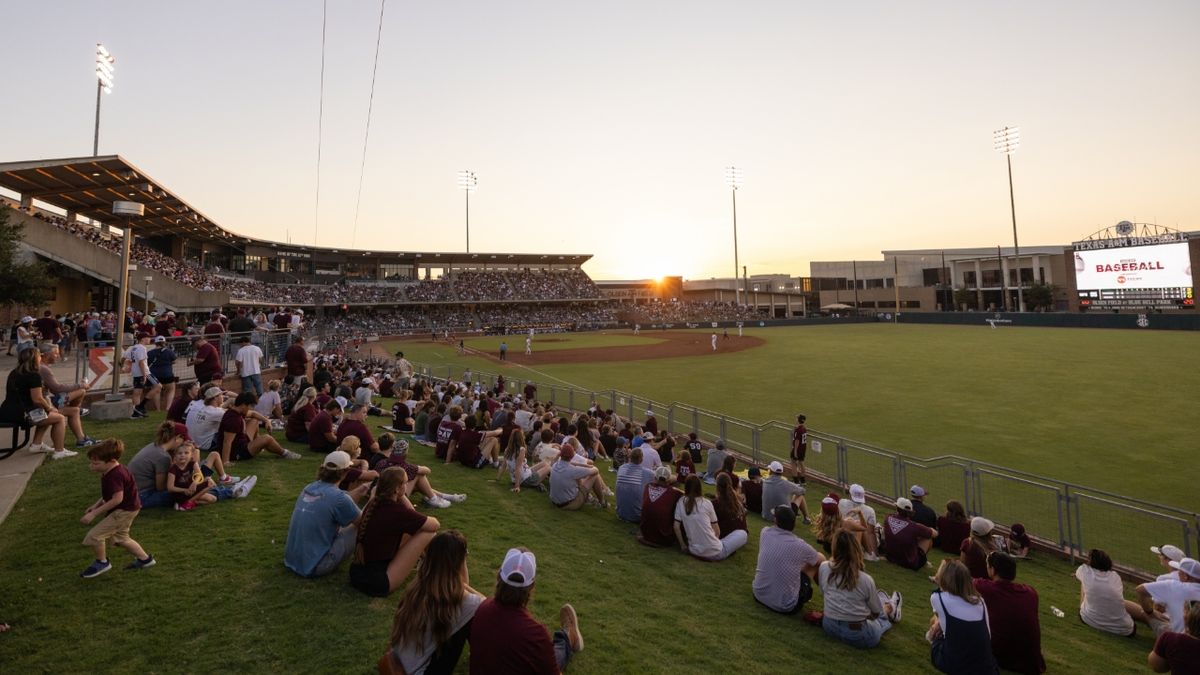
[[0, 349, 74, 527]]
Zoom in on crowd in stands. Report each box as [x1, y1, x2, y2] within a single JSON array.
[[477, 303, 618, 332], [633, 300, 765, 324], [454, 271, 516, 302]]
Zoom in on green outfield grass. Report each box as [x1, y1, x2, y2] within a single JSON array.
[[460, 332, 665, 353], [0, 413, 1161, 674], [385, 324, 1200, 512]]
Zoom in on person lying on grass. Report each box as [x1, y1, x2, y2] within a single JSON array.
[[385, 530, 484, 674], [348, 467, 439, 597]]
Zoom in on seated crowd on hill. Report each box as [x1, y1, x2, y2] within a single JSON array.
[[5, 300, 1199, 673]]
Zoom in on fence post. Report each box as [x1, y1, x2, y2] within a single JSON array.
[[836, 440, 847, 486], [609, 390, 617, 412], [568, 388, 575, 411], [719, 416, 727, 442], [751, 427, 760, 464], [626, 395, 633, 420], [1072, 491, 1084, 563], [667, 407, 675, 434]]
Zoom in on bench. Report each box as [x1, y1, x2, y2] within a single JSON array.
[[0, 421, 32, 461]]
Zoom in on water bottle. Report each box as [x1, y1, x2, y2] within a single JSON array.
[[1051, 606, 1065, 618]]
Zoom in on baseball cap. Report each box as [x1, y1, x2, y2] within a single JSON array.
[[500, 548, 537, 588], [654, 466, 672, 481], [971, 517, 995, 536], [1152, 545, 1185, 563], [363, 377, 374, 384], [20, 316, 33, 323], [173, 423, 191, 441], [910, 485, 926, 498], [334, 396, 349, 410], [1168, 558, 1200, 579], [820, 496, 839, 515], [641, 431, 654, 440], [323, 450, 352, 470], [153, 335, 166, 343], [646, 409, 654, 416], [895, 497, 913, 512], [394, 439, 409, 454], [849, 484, 866, 504], [767, 461, 784, 474], [203, 387, 223, 401]]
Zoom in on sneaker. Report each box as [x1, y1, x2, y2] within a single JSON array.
[[175, 500, 196, 511], [801, 516, 812, 526], [52, 450, 78, 460], [281, 450, 302, 460], [890, 591, 903, 622], [220, 474, 241, 485], [75, 437, 98, 448], [440, 493, 467, 504], [29, 443, 52, 454], [424, 496, 451, 509], [233, 475, 258, 498], [80, 559, 112, 579], [80, 408, 90, 417], [560, 604, 584, 652], [130, 409, 147, 419], [802, 610, 824, 626], [125, 555, 156, 571], [864, 552, 880, 562]]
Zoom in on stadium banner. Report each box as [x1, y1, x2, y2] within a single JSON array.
[[1073, 242, 1193, 290]]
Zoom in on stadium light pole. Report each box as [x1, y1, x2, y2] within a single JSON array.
[[94, 43, 115, 156], [993, 126, 1022, 312], [457, 170, 477, 253], [725, 166, 744, 306]]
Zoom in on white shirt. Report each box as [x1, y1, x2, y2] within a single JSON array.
[[1143, 579, 1200, 634], [930, 591, 989, 637], [674, 497, 721, 559], [513, 409, 534, 431], [128, 343, 149, 377], [639, 446, 662, 471], [1076, 565, 1135, 635], [839, 499, 878, 527], [235, 344, 263, 376], [255, 390, 281, 418], [186, 401, 227, 451]]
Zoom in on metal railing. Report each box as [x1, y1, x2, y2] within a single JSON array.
[[410, 360, 1198, 579], [72, 328, 297, 388]]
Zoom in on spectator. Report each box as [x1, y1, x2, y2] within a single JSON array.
[[673, 474, 747, 561], [926, 559, 999, 674], [348, 467, 439, 597], [234, 335, 264, 397], [284, 450, 372, 578], [385, 530, 484, 674], [713, 472, 747, 538], [817, 530, 902, 649], [147, 336, 178, 411], [703, 440, 728, 484], [937, 500, 971, 554], [882, 497, 937, 571], [190, 335, 222, 386], [337, 404, 379, 454], [761, 461, 811, 525], [753, 505, 825, 614], [0, 346, 73, 459], [974, 551, 1046, 675], [218, 392, 297, 464], [1129, 557, 1200, 638], [742, 466, 763, 515], [167, 380, 200, 424], [638, 466, 681, 548], [1006, 523, 1031, 559], [38, 342, 97, 448], [255, 379, 284, 422], [1075, 548, 1136, 636], [502, 430, 551, 493], [814, 493, 869, 556], [838, 484, 879, 560], [1151, 545, 1187, 582], [909, 485, 938, 530], [674, 445, 696, 484], [961, 517, 999, 579], [285, 334, 310, 380], [468, 547, 585, 674], [615, 447, 655, 523], [549, 445, 608, 510], [1148, 603, 1200, 674]]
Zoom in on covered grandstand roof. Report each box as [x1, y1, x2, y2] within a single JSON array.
[[0, 155, 593, 266]]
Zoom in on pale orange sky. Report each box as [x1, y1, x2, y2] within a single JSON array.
[[5, 1, 1198, 280]]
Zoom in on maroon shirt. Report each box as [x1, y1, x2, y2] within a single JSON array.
[[284, 344, 308, 377], [435, 419, 462, 460], [286, 403, 317, 441], [960, 538, 990, 579], [307, 411, 335, 451], [34, 317, 60, 339], [336, 418, 375, 450], [168, 462, 201, 504], [714, 497, 747, 538], [974, 578, 1046, 675], [166, 394, 192, 423], [193, 342, 222, 382], [219, 408, 249, 451], [358, 500, 428, 564], [100, 464, 141, 512], [882, 513, 934, 570], [1153, 632, 1200, 675], [469, 599, 558, 675], [456, 429, 483, 467], [640, 483, 683, 547], [273, 313, 291, 329], [644, 416, 658, 435], [155, 319, 174, 337], [523, 383, 536, 400], [203, 320, 225, 336], [937, 516, 971, 554]]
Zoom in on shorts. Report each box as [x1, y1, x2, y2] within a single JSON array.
[[155, 375, 178, 385], [521, 473, 542, 489], [132, 376, 157, 390], [348, 560, 391, 597], [791, 446, 807, 462], [553, 491, 588, 510], [231, 437, 253, 461], [83, 508, 139, 547]]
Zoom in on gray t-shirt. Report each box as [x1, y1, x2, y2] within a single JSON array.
[[615, 463, 654, 523], [761, 475, 805, 520], [549, 459, 594, 505], [127, 442, 171, 493], [753, 526, 822, 612], [706, 448, 727, 477], [817, 560, 883, 622], [354, 387, 374, 406]]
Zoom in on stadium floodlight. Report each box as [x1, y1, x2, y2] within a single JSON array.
[[993, 126, 1023, 311], [725, 166, 744, 306], [94, 43, 116, 156], [457, 170, 477, 253]]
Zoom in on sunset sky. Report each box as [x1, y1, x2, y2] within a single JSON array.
[[5, 1, 1198, 280]]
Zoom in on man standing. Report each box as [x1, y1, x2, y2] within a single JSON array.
[[395, 351, 413, 389], [190, 335, 223, 387], [234, 335, 264, 397], [525, 335, 532, 356], [228, 308, 256, 335], [499, 341, 508, 361], [711, 333, 718, 351], [128, 333, 160, 419], [790, 414, 808, 483], [285, 334, 310, 382], [752, 505, 825, 614]]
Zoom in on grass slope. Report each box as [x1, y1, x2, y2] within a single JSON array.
[[0, 413, 1158, 673], [385, 325, 1199, 511]]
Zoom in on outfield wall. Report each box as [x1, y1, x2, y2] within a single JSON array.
[[896, 311, 1200, 330]]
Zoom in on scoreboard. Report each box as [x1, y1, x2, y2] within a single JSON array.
[[1073, 237, 1193, 310]]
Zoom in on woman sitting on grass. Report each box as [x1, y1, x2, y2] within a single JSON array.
[[960, 517, 999, 579], [673, 475, 747, 561], [285, 387, 319, 443], [937, 500, 971, 554], [334, 436, 378, 495], [926, 559, 998, 674], [814, 494, 868, 556], [1075, 548, 1136, 637], [385, 530, 484, 674], [349, 467, 439, 597], [713, 472, 747, 538], [817, 530, 902, 649], [499, 429, 551, 493]]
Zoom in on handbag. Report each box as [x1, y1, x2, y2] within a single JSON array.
[[26, 408, 48, 425]]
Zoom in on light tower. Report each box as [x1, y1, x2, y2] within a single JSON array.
[[993, 126, 1022, 312], [457, 170, 477, 253], [94, 43, 115, 156], [725, 166, 744, 306]]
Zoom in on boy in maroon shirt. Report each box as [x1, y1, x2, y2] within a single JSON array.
[[469, 548, 584, 674], [973, 551, 1046, 674], [882, 498, 937, 570], [80, 439, 155, 578]]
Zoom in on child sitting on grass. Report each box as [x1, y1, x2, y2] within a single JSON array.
[[167, 442, 254, 510], [336, 436, 378, 494], [80, 439, 155, 578]]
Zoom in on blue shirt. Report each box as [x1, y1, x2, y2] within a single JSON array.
[[284, 480, 361, 577], [615, 463, 654, 523], [147, 347, 177, 381]]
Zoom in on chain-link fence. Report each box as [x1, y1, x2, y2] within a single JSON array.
[[410, 360, 1199, 579]]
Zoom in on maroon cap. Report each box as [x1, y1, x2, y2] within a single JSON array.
[[173, 423, 191, 441]]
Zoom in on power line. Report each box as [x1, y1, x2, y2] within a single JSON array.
[[350, 0, 387, 249], [313, 0, 327, 247]]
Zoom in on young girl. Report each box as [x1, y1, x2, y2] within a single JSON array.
[[167, 444, 216, 511], [1005, 523, 1031, 559], [814, 494, 868, 555], [713, 472, 747, 538], [926, 560, 998, 674], [349, 467, 439, 597], [499, 430, 550, 493], [674, 447, 696, 484], [336, 436, 378, 493]]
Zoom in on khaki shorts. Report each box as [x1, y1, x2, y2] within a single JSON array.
[[83, 509, 139, 547], [554, 490, 588, 511]]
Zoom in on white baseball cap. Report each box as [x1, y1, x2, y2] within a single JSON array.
[[767, 461, 785, 474], [499, 548, 537, 588], [1168, 557, 1200, 580], [1151, 545, 1185, 563], [323, 450, 352, 470], [895, 497, 913, 512], [849, 484, 866, 504]]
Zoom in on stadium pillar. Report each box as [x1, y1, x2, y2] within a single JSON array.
[[973, 259, 983, 310], [107, 208, 139, 400]]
